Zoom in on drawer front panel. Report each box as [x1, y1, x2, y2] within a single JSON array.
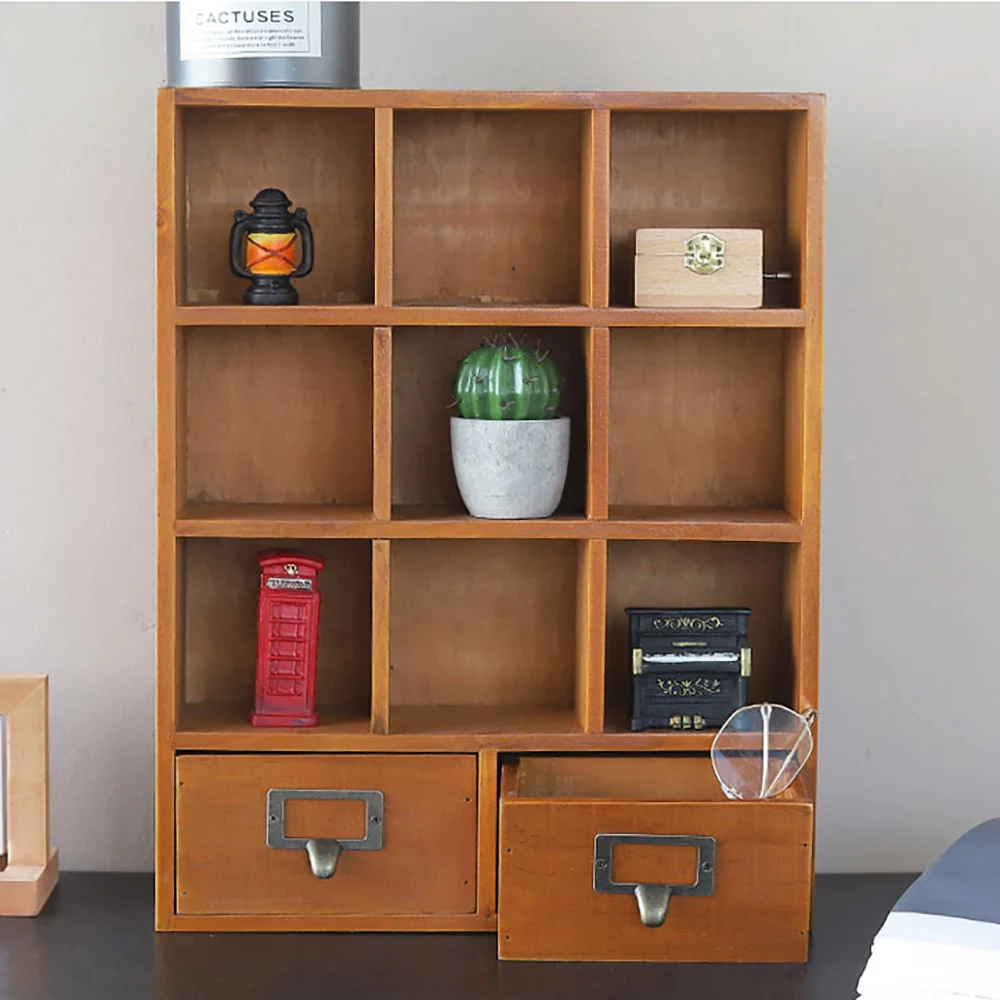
[[499, 798, 812, 961], [177, 754, 478, 916]]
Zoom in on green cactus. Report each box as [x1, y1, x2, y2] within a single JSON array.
[[453, 337, 562, 420]]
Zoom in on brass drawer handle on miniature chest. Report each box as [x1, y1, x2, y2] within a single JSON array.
[[593, 833, 716, 928], [266, 788, 384, 879]]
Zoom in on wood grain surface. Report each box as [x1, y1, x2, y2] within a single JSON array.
[[499, 756, 812, 961], [393, 110, 583, 304], [176, 754, 477, 916], [609, 327, 788, 509], [184, 326, 374, 506], [388, 539, 579, 715]]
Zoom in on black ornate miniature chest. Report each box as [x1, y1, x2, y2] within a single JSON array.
[[628, 608, 751, 732]]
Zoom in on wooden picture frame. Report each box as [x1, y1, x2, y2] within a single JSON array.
[[0, 676, 58, 916]]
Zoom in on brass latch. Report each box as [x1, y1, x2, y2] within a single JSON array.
[[741, 647, 752, 677], [684, 232, 726, 275], [632, 648, 643, 674]]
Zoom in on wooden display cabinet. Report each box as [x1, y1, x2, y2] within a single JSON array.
[[157, 89, 823, 957]]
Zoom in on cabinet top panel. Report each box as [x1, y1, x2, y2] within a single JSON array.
[[164, 89, 825, 112]]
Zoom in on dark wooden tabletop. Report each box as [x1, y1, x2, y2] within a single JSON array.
[[0, 873, 911, 1000]]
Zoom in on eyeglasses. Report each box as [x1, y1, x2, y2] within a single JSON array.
[[710, 703, 818, 801]]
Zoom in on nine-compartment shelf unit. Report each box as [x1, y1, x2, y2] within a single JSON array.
[[157, 89, 824, 961]]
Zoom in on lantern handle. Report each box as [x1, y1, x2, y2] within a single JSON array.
[[229, 209, 255, 279], [289, 207, 314, 279]]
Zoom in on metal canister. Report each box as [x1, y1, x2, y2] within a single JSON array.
[[166, 2, 359, 88]]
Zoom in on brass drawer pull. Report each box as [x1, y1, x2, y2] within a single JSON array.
[[593, 833, 716, 928], [266, 788, 384, 879]]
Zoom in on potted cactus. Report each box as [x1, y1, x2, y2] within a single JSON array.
[[450, 336, 570, 519]]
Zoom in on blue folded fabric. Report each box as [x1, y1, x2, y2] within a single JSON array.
[[857, 819, 1000, 1000], [897, 819, 1000, 926]]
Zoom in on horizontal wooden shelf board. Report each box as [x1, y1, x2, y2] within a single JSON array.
[[604, 309, 806, 328], [388, 507, 595, 539], [175, 504, 802, 541], [170, 88, 822, 112], [172, 305, 807, 329], [172, 704, 717, 753], [607, 506, 803, 542], [178, 704, 371, 737], [176, 503, 377, 537]]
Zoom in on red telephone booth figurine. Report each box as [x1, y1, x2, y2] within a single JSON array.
[[251, 551, 324, 728]]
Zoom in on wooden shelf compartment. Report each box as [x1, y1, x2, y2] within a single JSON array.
[[171, 304, 808, 328], [178, 106, 375, 307], [178, 538, 373, 733], [391, 327, 589, 518], [181, 325, 374, 510], [609, 326, 804, 519], [385, 538, 605, 736], [609, 110, 809, 308], [604, 540, 800, 732], [393, 110, 588, 305]]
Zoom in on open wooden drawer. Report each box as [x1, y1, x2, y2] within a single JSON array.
[[176, 753, 478, 917], [498, 755, 813, 961]]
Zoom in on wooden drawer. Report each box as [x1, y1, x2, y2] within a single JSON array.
[[498, 756, 813, 962], [176, 754, 478, 916]]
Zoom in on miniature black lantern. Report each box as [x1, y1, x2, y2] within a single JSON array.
[[229, 188, 314, 306]]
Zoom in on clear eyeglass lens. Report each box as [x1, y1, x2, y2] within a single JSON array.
[[710, 703, 815, 801]]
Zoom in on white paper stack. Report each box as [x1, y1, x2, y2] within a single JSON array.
[[858, 818, 1000, 1000]]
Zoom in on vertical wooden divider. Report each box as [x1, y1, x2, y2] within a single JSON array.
[[575, 538, 607, 733], [476, 749, 499, 919], [374, 107, 394, 306], [587, 327, 610, 520], [372, 94, 393, 731], [581, 109, 610, 308], [578, 112, 611, 733], [371, 539, 391, 734], [155, 89, 180, 931], [373, 327, 393, 520]]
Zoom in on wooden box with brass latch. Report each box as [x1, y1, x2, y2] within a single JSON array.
[[629, 608, 751, 732], [634, 228, 765, 308]]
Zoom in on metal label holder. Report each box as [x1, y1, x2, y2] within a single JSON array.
[[593, 833, 716, 927], [266, 788, 384, 879]]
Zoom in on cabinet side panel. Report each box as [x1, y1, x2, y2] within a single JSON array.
[[788, 99, 824, 935], [156, 90, 181, 929], [788, 101, 824, 715]]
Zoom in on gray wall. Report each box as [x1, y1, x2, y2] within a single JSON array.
[[1, 2, 995, 872]]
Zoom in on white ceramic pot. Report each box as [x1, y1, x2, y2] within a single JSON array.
[[450, 417, 570, 519]]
